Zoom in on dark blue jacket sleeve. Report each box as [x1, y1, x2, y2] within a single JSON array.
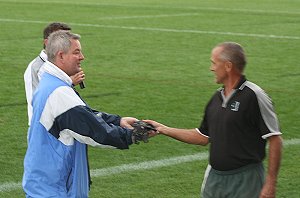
[[91, 109, 121, 126], [49, 105, 133, 149]]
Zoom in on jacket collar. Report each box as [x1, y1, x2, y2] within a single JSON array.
[[43, 61, 73, 86]]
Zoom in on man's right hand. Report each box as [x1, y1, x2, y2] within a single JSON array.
[[71, 70, 85, 86]]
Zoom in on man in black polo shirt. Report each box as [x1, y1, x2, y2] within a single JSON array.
[[146, 42, 282, 198]]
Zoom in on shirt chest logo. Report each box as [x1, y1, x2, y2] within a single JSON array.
[[230, 101, 240, 111]]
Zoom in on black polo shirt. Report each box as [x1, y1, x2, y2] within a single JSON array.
[[198, 76, 281, 171]]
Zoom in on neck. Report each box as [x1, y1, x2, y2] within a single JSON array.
[[223, 75, 241, 96]]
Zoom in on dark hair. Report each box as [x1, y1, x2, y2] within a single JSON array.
[[216, 42, 247, 72], [43, 22, 71, 39]]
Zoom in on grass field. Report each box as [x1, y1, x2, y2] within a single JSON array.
[[0, 0, 300, 197]]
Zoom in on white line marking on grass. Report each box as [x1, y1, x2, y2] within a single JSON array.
[[0, 138, 299, 193], [0, 182, 22, 193], [91, 152, 208, 177], [98, 13, 200, 20], [1, 0, 300, 15], [0, 18, 299, 40]]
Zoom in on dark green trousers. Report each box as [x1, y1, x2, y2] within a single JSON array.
[[201, 163, 264, 198]]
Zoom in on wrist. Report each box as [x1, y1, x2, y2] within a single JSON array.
[[265, 175, 277, 186], [159, 126, 170, 135]]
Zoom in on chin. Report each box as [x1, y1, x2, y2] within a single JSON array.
[[215, 80, 222, 84]]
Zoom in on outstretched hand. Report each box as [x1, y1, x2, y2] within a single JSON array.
[[120, 117, 139, 129], [143, 120, 168, 134]]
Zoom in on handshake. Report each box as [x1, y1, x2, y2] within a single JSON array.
[[131, 120, 158, 144]]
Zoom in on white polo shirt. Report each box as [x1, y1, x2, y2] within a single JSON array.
[[24, 50, 47, 125]]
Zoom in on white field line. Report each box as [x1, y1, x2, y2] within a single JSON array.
[[97, 13, 200, 20], [90, 151, 208, 177], [0, 0, 300, 15], [0, 138, 299, 193], [0, 18, 299, 40]]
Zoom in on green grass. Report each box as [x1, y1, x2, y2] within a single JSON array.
[[0, 0, 299, 197]]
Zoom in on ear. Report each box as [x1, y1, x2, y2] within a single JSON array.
[[56, 51, 65, 63], [224, 61, 233, 72], [43, 39, 48, 47]]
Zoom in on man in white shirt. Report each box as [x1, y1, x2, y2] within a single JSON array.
[[24, 22, 85, 125]]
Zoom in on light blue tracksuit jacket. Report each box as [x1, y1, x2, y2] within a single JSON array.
[[22, 61, 133, 197]]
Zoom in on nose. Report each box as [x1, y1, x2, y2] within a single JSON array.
[[80, 52, 85, 60], [210, 64, 214, 72]]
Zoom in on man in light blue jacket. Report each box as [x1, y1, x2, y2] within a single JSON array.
[[22, 30, 138, 197]]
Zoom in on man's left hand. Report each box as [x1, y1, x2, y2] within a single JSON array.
[[120, 117, 138, 129]]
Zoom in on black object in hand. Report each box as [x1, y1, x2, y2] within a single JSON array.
[[132, 121, 156, 144], [79, 82, 85, 89]]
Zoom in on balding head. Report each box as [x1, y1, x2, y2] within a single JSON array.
[[214, 42, 247, 72]]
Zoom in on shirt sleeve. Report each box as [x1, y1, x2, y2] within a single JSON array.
[[24, 62, 33, 126], [253, 87, 282, 139], [198, 104, 210, 137]]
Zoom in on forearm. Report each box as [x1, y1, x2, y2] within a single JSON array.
[[266, 135, 282, 185], [160, 127, 209, 145], [260, 135, 282, 197], [96, 111, 121, 126]]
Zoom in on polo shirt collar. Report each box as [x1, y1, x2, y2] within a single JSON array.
[[218, 75, 247, 108], [39, 50, 47, 62], [218, 75, 247, 92], [236, 75, 247, 90]]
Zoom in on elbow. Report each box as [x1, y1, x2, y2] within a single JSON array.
[[197, 139, 209, 146], [269, 135, 283, 145]]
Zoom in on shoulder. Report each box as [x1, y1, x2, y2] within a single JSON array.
[[51, 86, 83, 103], [48, 86, 85, 114], [29, 55, 44, 68], [204, 88, 221, 106], [243, 81, 272, 103], [243, 81, 264, 94], [25, 55, 45, 76], [41, 86, 85, 130]]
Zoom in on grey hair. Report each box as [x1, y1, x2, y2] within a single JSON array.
[[215, 42, 247, 72], [46, 30, 81, 62]]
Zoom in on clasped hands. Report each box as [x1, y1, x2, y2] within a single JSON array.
[[120, 117, 165, 140]]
